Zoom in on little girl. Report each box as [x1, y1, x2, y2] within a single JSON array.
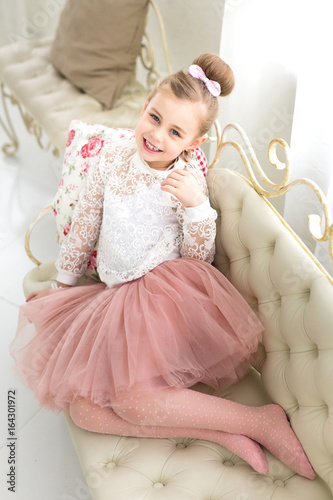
[[10, 53, 315, 479]]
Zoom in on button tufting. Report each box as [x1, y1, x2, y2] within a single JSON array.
[[223, 460, 234, 467], [153, 482, 165, 489], [273, 479, 285, 487], [311, 345, 319, 358], [176, 443, 186, 449], [106, 461, 116, 469], [323, 403, 329, 416]]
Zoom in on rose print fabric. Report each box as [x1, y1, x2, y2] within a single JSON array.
[[53, 121, 209, 281], [54, 126, 217, 287]]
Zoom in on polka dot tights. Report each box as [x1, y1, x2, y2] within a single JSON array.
[[69, 387, 315, 479]]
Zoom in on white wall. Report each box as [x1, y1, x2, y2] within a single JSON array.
[[0, 0, 63, 46], [144, 0, 223, 75]]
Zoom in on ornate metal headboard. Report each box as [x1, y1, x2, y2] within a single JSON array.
[[210, 122, 333, 281]]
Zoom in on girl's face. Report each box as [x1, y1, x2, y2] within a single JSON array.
[[135, 90, 206, 170]]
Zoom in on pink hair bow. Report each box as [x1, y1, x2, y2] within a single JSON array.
[[188, 64, 221, 97]]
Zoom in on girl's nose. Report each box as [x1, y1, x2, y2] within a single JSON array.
[[151, 129, 164, 146]]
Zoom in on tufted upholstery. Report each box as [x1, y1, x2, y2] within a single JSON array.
[[23, 166, 333, 499], [208, 168, 333, 494], [0, 38, 148, 154]]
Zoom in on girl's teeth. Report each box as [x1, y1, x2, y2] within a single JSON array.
[[145, 139, 160, 151]]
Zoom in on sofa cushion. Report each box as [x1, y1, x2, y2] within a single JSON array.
[[50, 0, 149, 109]]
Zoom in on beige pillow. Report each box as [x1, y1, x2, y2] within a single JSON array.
[[50, 0, 149, 109]]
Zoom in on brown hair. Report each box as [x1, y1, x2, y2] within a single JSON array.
[[148, 53, 235, 137]]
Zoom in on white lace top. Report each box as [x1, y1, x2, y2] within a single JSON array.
[[55, 130, 217, 287]]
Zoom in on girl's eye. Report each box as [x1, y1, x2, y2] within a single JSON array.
[[171, 129, 180, 137], [151, 114, 159, 123]]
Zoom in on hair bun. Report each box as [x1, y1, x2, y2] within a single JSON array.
[[192, 53, 235, 97]]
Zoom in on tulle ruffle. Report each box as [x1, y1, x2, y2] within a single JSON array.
[[10, 258, 263, 413]]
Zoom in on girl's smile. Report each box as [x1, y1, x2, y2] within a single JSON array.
[[143, 137, 163, 153], [135, 90, 206, 170]]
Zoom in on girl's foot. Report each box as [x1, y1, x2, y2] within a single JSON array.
[[250, 405, 315, 480]]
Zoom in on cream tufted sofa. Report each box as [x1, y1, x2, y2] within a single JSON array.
[[22, 122, 333, 499]]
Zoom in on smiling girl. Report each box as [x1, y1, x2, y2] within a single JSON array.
[[10, 53, 314, 480]]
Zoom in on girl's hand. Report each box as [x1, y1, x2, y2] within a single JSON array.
[[26, 282, 71, 302], [26, 289, 53, 302], [160, 169, 207, 207]]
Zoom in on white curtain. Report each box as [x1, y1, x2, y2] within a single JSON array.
[[283, 0, 333, 274], [219, 0, 333, 274], [218, 0, 299, 215]]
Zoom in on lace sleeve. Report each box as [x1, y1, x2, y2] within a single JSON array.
[[176, 166, 217, 263], [55, 152, 108, 285]]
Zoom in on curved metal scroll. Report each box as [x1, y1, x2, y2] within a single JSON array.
[[25, 205, 53, 266], [216, 123, 333, 270], [139, 0, 173, 90]]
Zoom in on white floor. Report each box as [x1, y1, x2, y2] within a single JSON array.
[[0, 107, 90, 499]]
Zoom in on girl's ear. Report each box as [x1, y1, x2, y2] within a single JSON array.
[[189, 135, 207, 150]]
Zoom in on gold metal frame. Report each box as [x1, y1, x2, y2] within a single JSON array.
[[24, 205, 54, 266], [0, 82, 19, 156], [216, 123, 333, 282], [0, 82, 60, 157], [140, 0, 173, 90], [207, 120, 223, 169]]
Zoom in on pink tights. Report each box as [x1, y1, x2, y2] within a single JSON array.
[[69, 387, 315, 479]]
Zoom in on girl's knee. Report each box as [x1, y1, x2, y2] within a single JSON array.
[[111, 398, 138, 423], [69, 397, 93, 429], [112, 396, 168, 426]]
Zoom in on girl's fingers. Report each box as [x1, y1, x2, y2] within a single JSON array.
[[161, 169, 206, 207], [161, 170, 190, 188], [25, 289, 53, 302], [165, 170, 188, 181], [161, 178, 179, 189], [171, 169, 188, 176], [26, 292, 38, 302]]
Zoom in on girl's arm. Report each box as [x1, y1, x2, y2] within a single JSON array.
[[161, 168, 217, 263], [55, 151, 108, 286]]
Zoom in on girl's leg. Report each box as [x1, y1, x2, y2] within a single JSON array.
[[111, 388, 315, 480], [69, 398, 269, 474]]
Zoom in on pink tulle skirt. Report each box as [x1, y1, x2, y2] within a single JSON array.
[[10, 258, 263, 413]]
